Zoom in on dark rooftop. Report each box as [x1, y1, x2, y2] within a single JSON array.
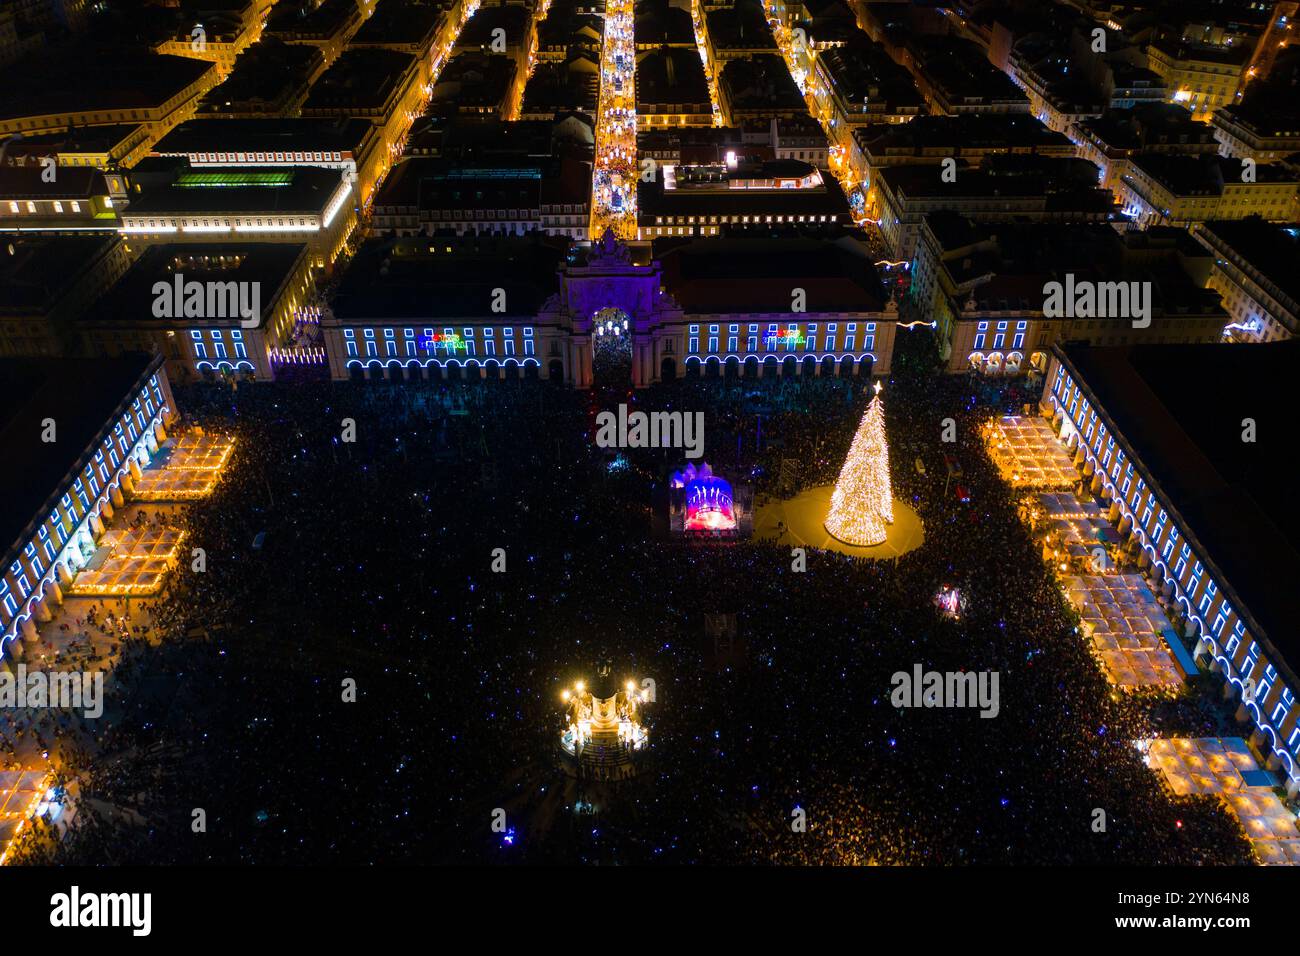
[[0, 49, 213, 121], [817, 35, 923, 111], [1059, 340, 1300, 664], [430, 53, 518, 111], [718, 55, 805, 113], [635, 0, 695, 45], [521, 60, 600, 116], [636, 47, 711, 108], [0, 236, 119, 313], [855, 114, 1073, 158], [0, 354, 158, 563], [303, 49, 419, 113], [704, 0, 777, 51], [266, 0, 361, 41], [657, 236, 884, 313], [1079, 103, 1219, 152], [1129, 154, 1297, 194], [0, 166, 115, 201], [84, 243, 309, 329], [330, 235, 567, 319], [1198, 217, 1300, 310], [912, 36, 1026, 105], [197, 39, 323, 116], [350, 0, 444, 47], [458, 6, 533, 49], [124, 165, 348, 216], [153, 118, 374, 158]]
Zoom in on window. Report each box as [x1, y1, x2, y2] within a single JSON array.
[[1198, 578, 1218, 616], [0, 580, 15, 624]]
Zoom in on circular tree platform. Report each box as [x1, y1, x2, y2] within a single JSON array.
[[754, 485, 925, 560]]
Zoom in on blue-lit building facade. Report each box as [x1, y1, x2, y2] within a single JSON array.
[[1040, 346, 1300, 795], [0, 357, 177, 667], [321, 233, 897, 386]]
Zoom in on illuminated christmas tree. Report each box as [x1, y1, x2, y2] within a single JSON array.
[[824, 381, 894, 546]]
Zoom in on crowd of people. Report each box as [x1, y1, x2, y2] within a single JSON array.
[[4, 329, 1256, 865]]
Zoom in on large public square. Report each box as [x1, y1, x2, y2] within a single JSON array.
[[1, 332, 1260, 865]]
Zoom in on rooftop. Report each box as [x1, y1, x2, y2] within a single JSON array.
[[912, 35, 1027, 105], [878, 156, 1116, 208], [817, 35, 923, 111], [1059, 340, 1300, 664], [0, 236, 120, 313], [265, 0, 361, 41], [657, 236, 884, 313], [635, 0, 694, 45], [197, 39, 323, 116], [636, 47, 711, 108], [153, 118, 375, 158], [84, 243, 309, 329], [718, 55, 805, 113], [0, 354, 159, 563], [855, 114, 1073, 158], [704, 0, 777, 51], [1129, 154, 1297, 195], [330, 235, 568, 319], [0, 49, 212, 121], [429, 53, 518, 111], [303, 48, 419, 113], [350, 0, 445, 47], [1198, 217, 1300, 310], [1079, 103, 1219, 152], [0, 166, 116, 201], [124, 164, 349, 216], [458, 6, 532, 49], [924, 214, 1225, 316]]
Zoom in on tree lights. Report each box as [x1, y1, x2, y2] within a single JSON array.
[[824, 381, 894, 546]]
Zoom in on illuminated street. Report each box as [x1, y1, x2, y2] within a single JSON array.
[[590, 0, 638, 238]]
